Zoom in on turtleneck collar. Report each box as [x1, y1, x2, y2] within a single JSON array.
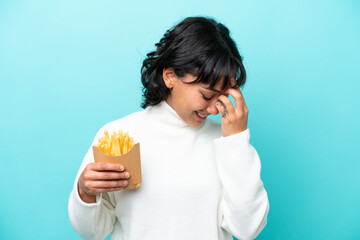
[[146, 100, 206, 129]]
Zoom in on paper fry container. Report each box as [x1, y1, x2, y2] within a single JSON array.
[[92, 143, 142, 190]]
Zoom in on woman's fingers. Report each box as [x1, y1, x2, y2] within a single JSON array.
[[84, 170, 130, 181], [215, 101, 227, 118], [225, 88, 247, 111], [217, 95, 235, 118], [89, 162, 125, 172], [79, 162, 131, 195], [85, 179, 129, 189], [215, 87, 249, 137]]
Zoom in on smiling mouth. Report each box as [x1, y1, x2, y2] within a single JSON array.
[[195, 111, 208, 120]]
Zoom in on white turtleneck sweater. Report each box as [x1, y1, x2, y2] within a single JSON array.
[[68, 101, 269, 240]]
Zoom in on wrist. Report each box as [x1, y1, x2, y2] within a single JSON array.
[[222, 126, 247, 137], [77, 182, 96, 203]]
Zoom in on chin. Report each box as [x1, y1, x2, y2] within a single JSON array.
[[187, 120, 203, 127]]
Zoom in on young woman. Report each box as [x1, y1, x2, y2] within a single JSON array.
[[69, 17, 269, 240]]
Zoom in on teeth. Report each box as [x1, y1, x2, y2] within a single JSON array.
[[197, 112, 206, 118]]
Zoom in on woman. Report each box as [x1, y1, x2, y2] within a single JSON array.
[[69, 17, 269, 240]]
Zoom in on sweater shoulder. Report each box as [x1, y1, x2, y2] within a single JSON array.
[[102, 110, 144, 129]]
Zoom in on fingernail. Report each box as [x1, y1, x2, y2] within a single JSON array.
[[123, 181, 128, 186], [125, 172, 130, 178], [120, 165, 124, 171]]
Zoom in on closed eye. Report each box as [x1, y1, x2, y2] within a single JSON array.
[[201, 94, 212, 101]]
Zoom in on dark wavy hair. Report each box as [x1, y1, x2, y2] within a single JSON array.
[[140, 16, 246, 109]]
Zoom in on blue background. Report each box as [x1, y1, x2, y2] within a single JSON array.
[[1, 0, 359, 239]]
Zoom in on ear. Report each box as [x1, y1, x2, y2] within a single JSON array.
[[162, 68, 177, 89]]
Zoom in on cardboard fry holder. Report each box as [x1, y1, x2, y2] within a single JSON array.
[[92, 143, 142, 190]]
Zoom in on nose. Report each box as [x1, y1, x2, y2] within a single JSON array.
[[206, 98, 219, 115]]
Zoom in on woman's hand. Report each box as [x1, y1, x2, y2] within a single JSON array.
[[78, 162, 130, 203], [215, 88, 249, 137]]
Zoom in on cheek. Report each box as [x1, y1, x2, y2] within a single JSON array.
[[182, 87, 208, 110], [193, 94, 210, 108], [192, 99, 209, 110]]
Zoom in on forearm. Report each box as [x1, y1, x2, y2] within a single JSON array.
[[215, 129, 269, 239], [68, 147, 116, 240]]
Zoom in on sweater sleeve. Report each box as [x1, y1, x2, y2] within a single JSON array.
[[214, 129, 269, 240], [68, 136, 118, 240]]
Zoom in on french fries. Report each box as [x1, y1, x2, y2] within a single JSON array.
[[97, 130, 134, 156]]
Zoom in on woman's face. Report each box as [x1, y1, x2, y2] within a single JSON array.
[[164, 70, 227, 127]]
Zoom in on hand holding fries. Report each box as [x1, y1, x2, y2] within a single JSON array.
[[78, 162, 131, 203], [78, 130, 137, 203]]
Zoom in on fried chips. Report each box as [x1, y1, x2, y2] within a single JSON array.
[[97, 130, 134, 156]]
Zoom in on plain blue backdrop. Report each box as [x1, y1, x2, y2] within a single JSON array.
[[1, 0, 359, 239]]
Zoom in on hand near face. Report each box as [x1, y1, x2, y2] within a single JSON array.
[[215, 88, 249, 137]]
